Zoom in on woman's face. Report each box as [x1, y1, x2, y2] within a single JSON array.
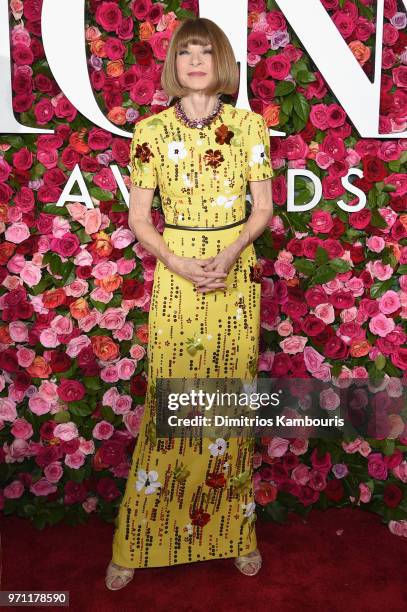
[[175, 42, 215, 93]]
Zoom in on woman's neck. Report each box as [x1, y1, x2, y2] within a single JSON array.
[[179, 94, 220, 120]]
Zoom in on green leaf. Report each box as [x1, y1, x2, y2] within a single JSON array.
[[328, 258, 351, 273], [370, 209, 388, 229], [315, 246, 329, 266], [370, 278, 394, 299], [311, 265, 338, 285], [292, 92, 310, 122], [293, 258, 315, 276], [274, 81, 296, 96], [281, 94, 294, 115], [296, 70, 316, 84], [89, 187, 114, 201]]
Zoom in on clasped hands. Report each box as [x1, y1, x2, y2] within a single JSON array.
[[168, 247, 240, 294]]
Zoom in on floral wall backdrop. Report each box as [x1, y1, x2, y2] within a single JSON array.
[[1, 0, 407, 536]]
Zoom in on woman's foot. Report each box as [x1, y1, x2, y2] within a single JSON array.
[[105, 561, 135, 590], [233, 547, 262, 576]]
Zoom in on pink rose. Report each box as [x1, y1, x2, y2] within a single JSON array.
[[65, 450, 86, 469], [4, 480, 24, 499], [123, 407, 144, 436], [369, 313, 395, 337], [378, 290, 401, 315], [358, 482, 372, 503], [280, 336, 307, 354], [100, 365, 119, 383], [93, 420, 114, 440], [367, 452, 388, 479], [44, 461, 64, 483], [0, 398, 17, 422], [54, 422, 79, 442], [267, 437, 289, 457], [291, 463, 310, 485], [11, 418, 33, 440], [148, 31, 171, 61], [30, 478, 58, 497]]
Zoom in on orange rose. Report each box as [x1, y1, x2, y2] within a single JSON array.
[[349, 40, 370, 66], [42, 288, 66, 309], [91, 335, 120, 361], [248, 12, 261, 27], [92, 231, 113, 257], [350, 339, 371, 358], [70, 298, 90, 320], [0, 326, 11, 344], [70, 129, 90, 154], [107, 107, 127, 126], [90, 38, 107, 58], [0, 241, 16, 265], [263, 104, 280, 127], [135, 324, 149, 344], [106, 59, 124, 77], [96, 274, 122, 293], [139, 21, 155, 41], [27, 356, 52, 378], [0, 203, 9, 222]]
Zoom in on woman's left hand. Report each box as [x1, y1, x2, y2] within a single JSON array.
[[193, 247, 240, 293]]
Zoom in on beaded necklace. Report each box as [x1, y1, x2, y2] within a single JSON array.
[[174, 96, 224, 129]]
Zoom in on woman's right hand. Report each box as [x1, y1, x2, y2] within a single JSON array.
[[166, 254, 228, 291]]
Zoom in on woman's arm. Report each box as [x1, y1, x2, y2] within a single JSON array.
[[128, 183, 176, 267], [225, 177, 273, 259]]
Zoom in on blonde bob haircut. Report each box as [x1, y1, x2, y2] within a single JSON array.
[[161, 17, 239, 99]]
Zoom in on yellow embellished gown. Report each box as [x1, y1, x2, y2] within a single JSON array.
[[112, 101, 273, 568]]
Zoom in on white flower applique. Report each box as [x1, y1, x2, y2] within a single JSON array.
[[208, 438, 227, 456], [168, 141, 187, 162], [135, 469, 162, 494], [250, 143, 268, 166], [214, 194, 239, 208]]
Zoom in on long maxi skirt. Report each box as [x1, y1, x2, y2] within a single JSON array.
[[112, 223, 261, 568]]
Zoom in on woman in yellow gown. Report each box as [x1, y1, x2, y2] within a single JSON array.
[[106, 17, 273, 589]]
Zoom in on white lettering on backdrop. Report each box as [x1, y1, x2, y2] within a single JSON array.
[[0, 0, 405, 209]]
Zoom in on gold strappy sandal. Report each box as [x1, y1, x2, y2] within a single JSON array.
[[233, 547, 262, 576], [105, 561, 135, 591]]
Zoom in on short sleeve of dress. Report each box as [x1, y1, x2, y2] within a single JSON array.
[[129, 119, 158, 189], [246, 113, 273, 182]]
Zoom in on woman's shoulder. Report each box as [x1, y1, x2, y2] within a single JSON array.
[[134, 107, 173, 132], [223, 103, 265, 126]]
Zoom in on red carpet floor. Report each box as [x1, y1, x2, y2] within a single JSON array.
[[1, 507, 407, 612]]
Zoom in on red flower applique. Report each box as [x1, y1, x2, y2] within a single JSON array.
[[215, 124, 234, 145], [203, 149, 224, 168]]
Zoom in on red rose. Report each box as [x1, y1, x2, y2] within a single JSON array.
[[131, 0, 152, 20], [13, 93, 35, 113], [132, 41, 153, 66], [97, 477, 121, 501], [131, 374, 147, 396], [363, 155, 388, 182], [383, 484, 403, 508], [324, 479, 344, 502], [324, 336, 349, 360], [23, 0, 42, 21], [61, 438, 80, 454], [64, 481, 88, 505], [122, 279, 145, 300], [35, 445, 63, 468], [88, 127, 113, 151], [265, 54, 291, 80], [57, 379, 86, 402], [95, 1, 123, 32], [99, 440, 126, 467], [12, 43, 34, 66], [12, 147, 33, 171]]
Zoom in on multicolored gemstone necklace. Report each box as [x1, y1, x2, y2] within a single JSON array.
[[174, 96, 224, 129]]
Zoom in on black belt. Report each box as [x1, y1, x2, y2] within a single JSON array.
[[164, 216, 248, 231]]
